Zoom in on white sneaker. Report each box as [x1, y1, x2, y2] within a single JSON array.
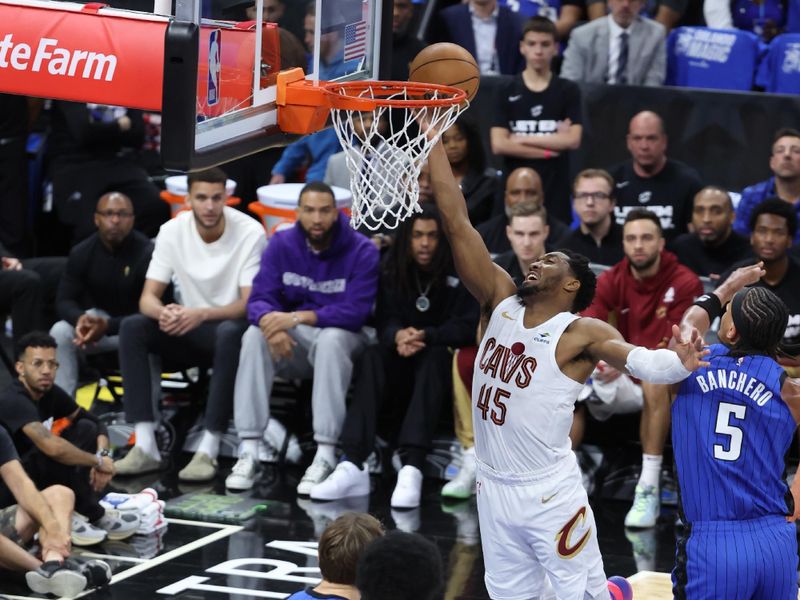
[[225, 453, 259, 490], [310, 461, 369, 500], [96, 509, 140, 541], [391, 465, 423, 509], [71, 514, 108, 546], [624, 484, 660, 528], [441, 447, 476, 499], [297, 456, 335, 496]]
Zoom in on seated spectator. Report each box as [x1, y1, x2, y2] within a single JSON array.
[[561, 0, 666, 85], [558, 168, 625, 266], [581, 209, 703, 529], [719, 199, 800, 352], [49, 193, 155, 397], [391, 0, 427, 80], [477, 167, 568, 255], [499, 0, 599, 39], [608, 111, 702, 242], [309, 206, 478, 508], [588, 0, 689, 31], [269, 129, 341, 185], [46, 101, 170, 245], [443, 117, 498, 227], [490, 17, 583, 224], [494, 203, 551, 284], [0, 94, 30, 257], [356, 531, 444, 600], [734, 128, 800, 243], [287, 512, 384, 600], [113, 168, 265, 482], [671, 186, 752, 280], [0, 332, 133, 546], [227, 182, 379, 495], [432, 0, 525, 75], [0, 427, 111, 595], [704, 0, 788, 41]]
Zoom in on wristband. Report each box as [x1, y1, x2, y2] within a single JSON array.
[[692, 293, 723, 322], [95, 448, 110, 469], [543, 149, 552, 159]]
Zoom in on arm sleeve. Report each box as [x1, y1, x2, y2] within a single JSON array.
[[423, 285, 480, 347], [107, 241, 154, 336], [377, 282, 405, 348], [1, 395, 40, 436], [74, 407, 108, 438], [490, 82, 512, 130], [55, 251, 87, 326], [58, 104, 145, 150], [238, 231, 267, 288], [644, 30, 667, 86], [559, 31, 586, 82], [315, 241, 380, 331], [246, 241, 287, 325], [272, 137, 311, 177]]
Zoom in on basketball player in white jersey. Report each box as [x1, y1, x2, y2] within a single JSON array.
[[426, 138, 709, 600]]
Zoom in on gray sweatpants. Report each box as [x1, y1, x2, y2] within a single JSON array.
[[233, 324, 373, 444]]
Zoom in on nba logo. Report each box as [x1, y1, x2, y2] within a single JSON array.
[[208, 29, 221, 107]]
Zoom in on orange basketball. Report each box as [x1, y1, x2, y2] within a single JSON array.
[[408, 43, 480, 102]]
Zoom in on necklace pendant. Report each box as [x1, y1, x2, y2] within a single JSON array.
[[415, 295, 430, 312]]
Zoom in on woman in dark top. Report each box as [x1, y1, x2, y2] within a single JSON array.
[[442, 116, 498, 227]]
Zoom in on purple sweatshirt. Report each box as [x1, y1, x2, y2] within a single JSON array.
[[247, 212, 379, 331]]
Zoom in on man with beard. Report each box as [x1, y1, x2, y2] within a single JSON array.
[[0, 332, 129, 546], [114, 168, 265, 482], [671, 186, 752, 280], [719, 199, 800, 352], [734, 128, 800, 243], [425, 134, 708, 599], [226, 182, 379, 495], [581, 209, 703, 529], [50, 192, 156, 398]]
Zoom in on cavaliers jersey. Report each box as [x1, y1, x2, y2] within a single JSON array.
[[672, 344, 795, 523], [472, 296, 584, 475]]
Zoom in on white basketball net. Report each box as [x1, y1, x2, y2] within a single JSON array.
[[327, 83, 466, 231]]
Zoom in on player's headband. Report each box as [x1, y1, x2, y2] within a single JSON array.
[[730, 288, 751, 342]]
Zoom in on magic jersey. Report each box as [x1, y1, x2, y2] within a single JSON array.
[[672, 344, 795, 523], [472, 296, 584, 475]]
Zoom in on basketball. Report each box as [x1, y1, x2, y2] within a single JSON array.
[[408, 42, 480, 102], [607, 582, 624, 600], [608, 576, 634, 600]]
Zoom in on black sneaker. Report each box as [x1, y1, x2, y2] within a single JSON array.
[[26, 559, 87, 597], [80, 559, 112, 589]]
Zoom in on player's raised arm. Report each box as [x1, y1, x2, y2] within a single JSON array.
[[428, 140, 516, 309], [678, 262, 765, 339], [576, 317, 709, 383]]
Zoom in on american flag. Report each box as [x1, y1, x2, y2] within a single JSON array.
[[344, 20, 367, 62]]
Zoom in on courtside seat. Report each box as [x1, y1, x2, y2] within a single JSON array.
[[666, 27, 763, 91]]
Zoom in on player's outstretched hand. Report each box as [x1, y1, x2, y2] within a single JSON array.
[[671, 324, 710, 372], [716, 261, 765, 303]]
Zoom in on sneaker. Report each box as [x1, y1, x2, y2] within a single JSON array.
[[624, 484, 660, 528], [226, 453, 259, 490], [264, 420, 303, 465], [391, 465, 423, 509], [96, 509, 140, 541], [624, 527, 657, 572], [80, 559, 112, 589], [310, 461, 369, 500], [114, 446, 161, 476], [71, 514, 108, 546], [391, 507, 421, 533], [297, 456, 335, 496], [26, 559, 87, 597], [178, 451, 218, 482], [441, 448, 476, 500]]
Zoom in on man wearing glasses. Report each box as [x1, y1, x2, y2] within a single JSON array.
[[49, 192, 155, 399], [558, 169, 624, 267]]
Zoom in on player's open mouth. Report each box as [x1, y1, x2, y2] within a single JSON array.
[[526, 272, 539, 281]]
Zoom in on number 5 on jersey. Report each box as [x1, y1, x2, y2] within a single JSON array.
[[714, 402, 746, 461], [477, 383, 509, 426]]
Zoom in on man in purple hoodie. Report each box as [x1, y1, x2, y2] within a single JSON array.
[[226, 182, 380, 494]]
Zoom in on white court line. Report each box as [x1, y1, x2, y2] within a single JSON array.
[[73, 551, 146, 563], [164, 517, 242, 529], [627, 570, 668, 583], [108, 524, 243, 584]]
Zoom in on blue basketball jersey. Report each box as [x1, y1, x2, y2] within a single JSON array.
[[672, 344, 795, 523]]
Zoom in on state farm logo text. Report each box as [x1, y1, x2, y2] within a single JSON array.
[[0, 34, 117, 81]]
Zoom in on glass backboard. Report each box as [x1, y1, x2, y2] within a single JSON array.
[[161, 0, 390, 171]]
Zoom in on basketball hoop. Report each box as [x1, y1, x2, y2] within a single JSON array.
[[323, 80, 467, 231], [277, 70, 468, 231]]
